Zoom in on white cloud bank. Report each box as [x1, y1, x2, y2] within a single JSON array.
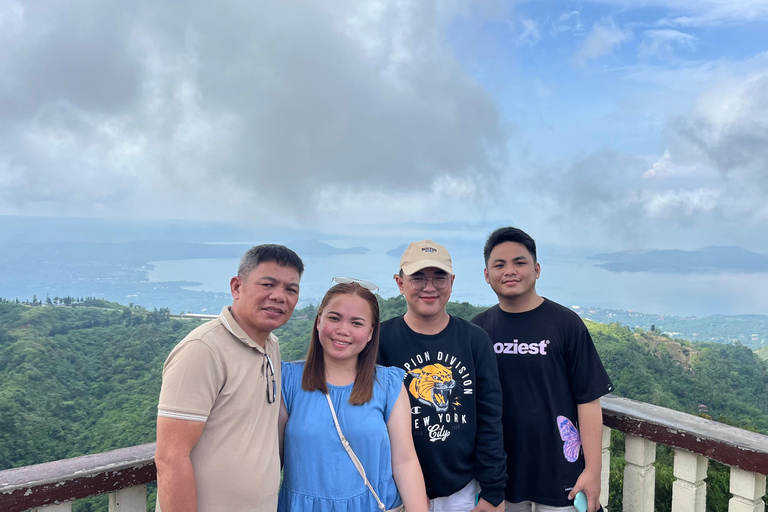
[[0, 0, 507, 223]]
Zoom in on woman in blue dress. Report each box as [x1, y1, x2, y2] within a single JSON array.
[[279, 279, 429, 512]]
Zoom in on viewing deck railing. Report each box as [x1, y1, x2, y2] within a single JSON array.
[[1, 395, 766, 512]]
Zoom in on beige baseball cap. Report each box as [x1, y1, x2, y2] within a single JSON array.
[[399, 239, 454, 276]]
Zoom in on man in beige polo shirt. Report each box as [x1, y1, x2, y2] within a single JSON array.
[[155, 244, 304, 512]]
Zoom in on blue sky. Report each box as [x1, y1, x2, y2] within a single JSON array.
[[1, 0, 767, 252]]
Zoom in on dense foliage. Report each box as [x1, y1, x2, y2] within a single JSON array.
[[1, 299, 766, 511], [757, 344, 768, 362]]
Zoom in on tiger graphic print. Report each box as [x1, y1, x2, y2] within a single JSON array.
[[408, 363, 456, 412]]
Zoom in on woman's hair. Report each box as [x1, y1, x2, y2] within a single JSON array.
[[301, 282, 381, 405]]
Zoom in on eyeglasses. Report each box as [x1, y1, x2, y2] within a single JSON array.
[[332, 276, 379, 293], [263, 353, 276, 404], [405, 275, 451, 290]]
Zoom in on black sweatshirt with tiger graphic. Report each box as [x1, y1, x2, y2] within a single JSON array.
[[378, 315, 507, 506]]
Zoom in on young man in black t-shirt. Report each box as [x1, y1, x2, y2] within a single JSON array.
[[378, 239, 507, 512], [472, 228, 613, 512]]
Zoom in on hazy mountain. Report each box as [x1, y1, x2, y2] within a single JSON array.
[[386, 243, 409, 256], [590, 246, 768, 273]]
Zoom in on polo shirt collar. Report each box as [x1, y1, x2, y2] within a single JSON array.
[[218, 306, 277, 353]]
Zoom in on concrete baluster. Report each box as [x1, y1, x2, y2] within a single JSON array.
[[623, 435, 656, 512], [601, 425, 611, 511], [671, 449, 708, 512], [33, 504, 72, 511], [108, 485, 147, 512], [728, 467, 766, 512]]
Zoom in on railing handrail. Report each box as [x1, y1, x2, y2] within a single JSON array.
[[602, 394, 768, 474], [0, 443, 156, 512], [1, 396, 767, 511]]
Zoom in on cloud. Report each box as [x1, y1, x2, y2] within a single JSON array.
[[310, 172, 490, 224], [552, 10, 584, 34], [516, 149, 651, 244], [531, 67, 768, 247], [643, 150, 700, 177], [585, 0, 768, 27], [509, 134, 764, 249], [517, 18, 541, 46], [640, 188, 720, 217], [574, 17, 632, 65], [661, 0, 768, 26], [638, 29, 698, 61], [667, 71, 768, 189], [0, 0, 507, 222]]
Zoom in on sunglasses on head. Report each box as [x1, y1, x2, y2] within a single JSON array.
[[331, 276, 379, 293]]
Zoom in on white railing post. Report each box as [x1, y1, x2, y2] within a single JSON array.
[[32, 504, 72, 511], [671, 449, 708, 512], [623, 435, 656, 512], [108, 485, 147, 512], [728, 467, 766, 512], [601, 425, 611, 511]]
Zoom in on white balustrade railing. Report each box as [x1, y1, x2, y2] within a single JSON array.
[[601, 395, 767, 512], [2, 395, 766, 512], [0, 444, 154, 512], [30, 487, 147, 512]]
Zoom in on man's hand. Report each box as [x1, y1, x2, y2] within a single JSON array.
[[471, 497, 505, 512], [568, 468, 601, 512], [572, 399, 604, 512]]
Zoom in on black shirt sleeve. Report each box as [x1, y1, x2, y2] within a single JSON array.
[[563, 311, 614, 404]]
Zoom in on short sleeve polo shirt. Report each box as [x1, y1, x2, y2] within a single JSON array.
[[158, 306, 282, 512]]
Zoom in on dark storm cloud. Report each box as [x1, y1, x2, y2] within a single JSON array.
[[0, 0, 506, 217], [3, 1, 142, 118]]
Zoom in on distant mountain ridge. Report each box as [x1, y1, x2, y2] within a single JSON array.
[[0, 239, 368, 313], [590, 245, 768, 273], [573, 306, 768, 349], [386, 243, 409, 256]]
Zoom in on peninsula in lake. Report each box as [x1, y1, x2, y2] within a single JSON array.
[[590, 246, 768, 273]]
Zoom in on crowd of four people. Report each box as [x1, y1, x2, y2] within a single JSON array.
[[155, 227, 613, 512]]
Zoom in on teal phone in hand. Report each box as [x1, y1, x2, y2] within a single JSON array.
[[573, 491, 588, 512]]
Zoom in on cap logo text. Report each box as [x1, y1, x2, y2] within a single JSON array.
[[422, 247, 438, 253]]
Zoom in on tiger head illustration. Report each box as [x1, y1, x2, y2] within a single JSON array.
[[408, 363, 456, 412]]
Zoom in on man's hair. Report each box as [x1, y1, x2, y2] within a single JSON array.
[[238, 244, 304, 277], [483, 227, 537, 266], [302, 283, 380, 405]]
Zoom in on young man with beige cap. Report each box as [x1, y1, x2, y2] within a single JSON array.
[[378, 240, 507, 512]]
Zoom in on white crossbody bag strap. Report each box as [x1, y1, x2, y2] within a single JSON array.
[[325, 393, 386, 512]]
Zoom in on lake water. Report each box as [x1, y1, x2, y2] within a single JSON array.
[[147, 237, 768, 317]]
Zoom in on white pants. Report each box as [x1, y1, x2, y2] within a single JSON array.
[[505, 501, 577, 512], [429, 479, 480, 512]]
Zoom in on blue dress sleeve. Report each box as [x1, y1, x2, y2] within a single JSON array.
[[281, 361, 299, 414], [383, 366, 406, 422]]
